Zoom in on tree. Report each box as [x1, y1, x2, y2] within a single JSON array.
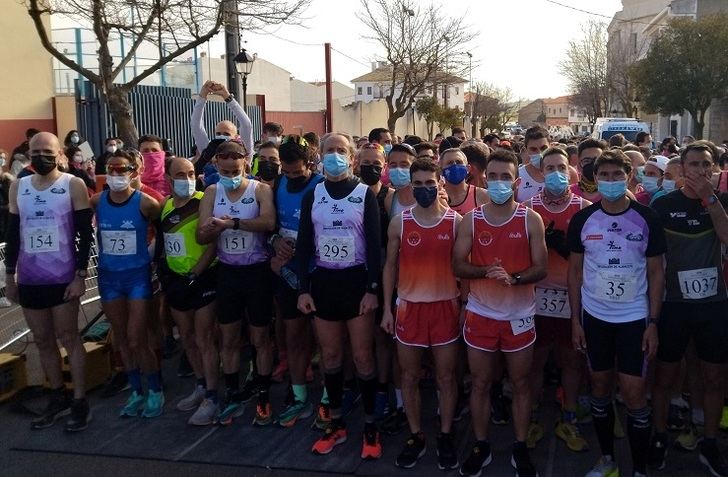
[[465, 82, 517, 137], [606, 23, 648, 116], [358, 0, 476, 132], [560, 19, 609, 128], [631, 14, 728, 139], [415, 96, 440, 140], [27, 0, 309, 146], [436, 107, 464, 134]]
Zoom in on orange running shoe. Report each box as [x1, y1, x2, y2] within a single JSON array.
[[253, 402, 272, 426], [361, 427, 383, 460], [313, 402, 331, 430], [312, 423, 347, 455]]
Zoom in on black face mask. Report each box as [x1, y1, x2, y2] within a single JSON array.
[[582, 162, 595, 182], [286, 174, 309, 192], [359, 164, 382, 186], [258, 161, 280, 181], [31, 154, 57, 176]]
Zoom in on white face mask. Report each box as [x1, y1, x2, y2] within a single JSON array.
[[107, 175, 131, 192], [107, 145, 118, 154], [73, 154, 85, 164]]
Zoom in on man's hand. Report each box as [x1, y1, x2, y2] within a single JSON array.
[[486, 266, 511, 286], [297, 293, 316, 315], [211, 82, 231, 100], [642, 323, 658, 360], [380, 309, 395, 335], [572, 321, 587, 353], [270, 255, 285, 276], [203, 216, 229, 236], [685, 170, 714, 202], [64, 275, 86, 301], [5, 275, 18, 303], [359, 292, 379, 316], [199, 80, 214, 99], [273, 237, 295, 261]]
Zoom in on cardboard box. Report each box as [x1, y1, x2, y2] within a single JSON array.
[[0, 353, 27, 402], [57, 342, 112, 391]]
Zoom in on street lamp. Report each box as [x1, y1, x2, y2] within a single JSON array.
[[233, 48, 256, 109], [410, 98, 416, 136]]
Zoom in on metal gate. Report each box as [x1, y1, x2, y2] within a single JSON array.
[[76, 80, 262, 157]]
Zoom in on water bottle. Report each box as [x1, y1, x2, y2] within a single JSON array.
[[280, 265, 299, 290]]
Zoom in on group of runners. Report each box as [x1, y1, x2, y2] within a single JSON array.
[[4, 81, 728, 477]]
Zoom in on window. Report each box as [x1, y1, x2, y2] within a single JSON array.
[[357, 87, 362, 95], [559, 107, 562, 114], [367, 86, 372, 95], [631, 33, 637, 54], [455, 87, 459, 95]]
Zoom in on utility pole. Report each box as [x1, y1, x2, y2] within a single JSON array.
[[223, 0, 240, 98], [324, 43, 333, 133]]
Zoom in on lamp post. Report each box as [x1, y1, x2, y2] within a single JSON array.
[[410, 98, 416, 136], [233, 49, 256, 109]]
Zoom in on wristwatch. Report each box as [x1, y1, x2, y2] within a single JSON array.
[[267, 234, 280, 247], [224, 93, 235, 103], [702, 194, 718, 207], [232, 218, 240, 230], [511, 273, 522, 285], [367, 283, 379, 294]]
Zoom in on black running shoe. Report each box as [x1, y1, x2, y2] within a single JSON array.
[[511, 442, 538, 477], [491, 393, 511, 425], [64, 398, 91, 432], [396, 432, 426, 468], [31, 390, 71, 430], [379, 407, 407, 435], [436, 431, 458, 470], [460, 441, 492, 477]]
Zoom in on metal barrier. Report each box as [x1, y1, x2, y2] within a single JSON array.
[[0, 239, 102, 352]]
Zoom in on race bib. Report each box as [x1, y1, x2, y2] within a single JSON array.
[[220, 229, 253, 255], [596, 271, 637, 302], [101, 230, 136, 256], [163, 232, 187, 258], [535, 287, 571, 319], [510, 316, 535, 336], [25, 225, 59, 253], [678, 267, 718, 300], [318, 236, 355, 264]]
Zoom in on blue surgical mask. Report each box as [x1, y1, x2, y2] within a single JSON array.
[[214, 135, 231, 142], [544, 171, 569, 196], [529, 154, 542, 169], [641, 175, 659, 194], [322, 152, 349, 177], [413, 186, 438, 208], [173, 179, 196, 198], [487, 180, 514, 204], [661, 179, 676, 193], [388, 167, 411, 188], [597, 180, 627, 201], [384, 144, 393, 155], [635, 166, 645, 184], [443, 163, 468, 185], [218, 174, 242, 191]]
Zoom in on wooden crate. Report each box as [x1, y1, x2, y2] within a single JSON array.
[[57, 342, 112, 391], [0, 353, 28, 402]]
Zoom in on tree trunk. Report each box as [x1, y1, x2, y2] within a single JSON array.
[[693, 109, 706, 140], [105, 86, 139, 147]]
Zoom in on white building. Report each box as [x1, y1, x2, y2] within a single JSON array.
[[352, 62, 466, 110]]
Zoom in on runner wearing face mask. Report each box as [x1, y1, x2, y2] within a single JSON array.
[[571, 139, 607, 202], [635, 156, 668, 206], [138, 134, 170, 196], [91, 150, 163, 419], [197, 140, 276, 427], [156, 157, 219, 426], [255, 141, 281, 187], [384, 144, 417, 218], [649, 157, 683, 205], [440, 148, 489, 215], [567, 149, 665, 477], [381, 159, 462, 471], [453, 149, 547, 477], [516, 126, 550, 202], [295, 133, 383, 459], [523, 147, 591, 453]]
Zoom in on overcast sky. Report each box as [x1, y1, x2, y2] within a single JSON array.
[[230, 0, 623, 100]]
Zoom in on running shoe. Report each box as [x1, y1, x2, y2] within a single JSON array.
[[120, 391, 145, 417], [699, 440, 728, 477], [142, 389, 165, 418], [649, 434, 668, 470], [459, 441, 492, 477], [511, 443, 538, 477], [237, 377, 261, 404], [176, 353, 194, 378], [312, 422, 347, 455], [188, 398, 218, 426], [585, 456, 619, 477], [176, 385, 205, 412], [100, 372, 130, 398], [526, 421, 544, 449], [361, 425, 382, 460], [555, 421, 588, 452], [374, 391, 388, 420], [312, 402, 331, 430], [64, 398, 91, 432], [491, 394, 511, 425], [436, 431, 458, 470], [720, 406, 728, 431], [253, 402, 273, 426], [31, 390, 71, 429], [342, 387, 361, 417], [675, 423, 703, 451], [396, 432, 426, 468], [217, 391, 245, 426], [379, 407, 407, 435], [278, 399, 313, 428]]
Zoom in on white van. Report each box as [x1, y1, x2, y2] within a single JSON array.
[[591, 118, 650, 143]]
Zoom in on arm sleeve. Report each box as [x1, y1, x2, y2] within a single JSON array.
[[363, 188, 382, 289], [294, 190, 316, 293], [191, 97, 210, 154], [567, 209, 587, 254], [73, 208, 94, 271], [227, 99, 254, 156], [3, 213, 20, 273]]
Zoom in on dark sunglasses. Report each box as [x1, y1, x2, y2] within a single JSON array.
[[106, 164, 136, 174]]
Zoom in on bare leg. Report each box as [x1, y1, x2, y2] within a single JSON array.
[[504, 345, 535, 442], [432, 342, 458, 433], [51, 299, 85, 398], [397, 343, 424, 433]]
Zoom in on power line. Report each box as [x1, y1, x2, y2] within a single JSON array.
[[330, 46, 371, 69], [544, 0, 655, 26]]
